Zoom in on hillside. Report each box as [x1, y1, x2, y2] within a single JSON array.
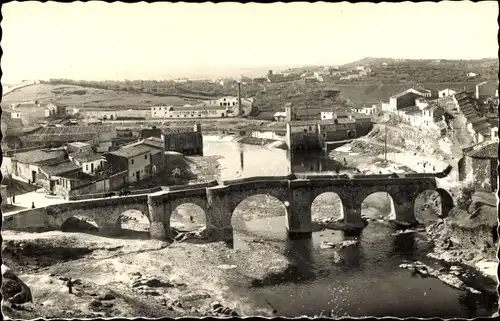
[[1, 84, 196, 110]]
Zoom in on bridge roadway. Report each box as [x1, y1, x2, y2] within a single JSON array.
[[3, 172, 454, 242]]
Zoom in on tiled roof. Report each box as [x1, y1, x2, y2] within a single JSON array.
[[405, 109, 422, 116], [107, 144, 152, 158], [399, 106, 420, 113], [13, 149, 66, 164], [391, 90, 419, 99], [472, 121, 491, 133], [143, 138, 164, 150], [72, 152, 104, 163], [39, 160, 81, 176], [467, 141, 498, 158], [163, 127, 197, 134], [487, 119, 499, 128], [21, 133, 97, 143]]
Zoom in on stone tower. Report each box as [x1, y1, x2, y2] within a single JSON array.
[[285, 102, 295, 122]]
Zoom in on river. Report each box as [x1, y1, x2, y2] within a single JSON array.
[[200, 136, 497, 318]]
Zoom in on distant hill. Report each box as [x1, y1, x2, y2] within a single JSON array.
[[341, 57, 499, 69]]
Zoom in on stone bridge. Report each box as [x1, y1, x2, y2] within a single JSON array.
[[3, 173, 455, 242]]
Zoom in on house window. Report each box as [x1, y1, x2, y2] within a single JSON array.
[[86, 164, 89, 171], [91, 163, 94, 172], [145, 154, 148, 160], [131, 159, 134, 165]]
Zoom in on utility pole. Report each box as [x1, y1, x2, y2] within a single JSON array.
[[384, 120, 388, 162]]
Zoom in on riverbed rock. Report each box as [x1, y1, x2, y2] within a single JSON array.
[[399, 261, 467, 291], [132, 277, 174, 288], [320, 241, 335, 249], [1, 265, 33, 304], [179, 291, 211, 302], [98, 292, 116, 301], [339, 240, 359, 249]]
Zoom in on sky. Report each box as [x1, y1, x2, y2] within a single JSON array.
[[1, 1, 498, 83]]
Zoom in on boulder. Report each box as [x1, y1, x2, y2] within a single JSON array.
[[1, 265, 33, 304]]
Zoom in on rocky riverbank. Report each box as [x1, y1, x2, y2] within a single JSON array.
[[1, 230, 290, 319]]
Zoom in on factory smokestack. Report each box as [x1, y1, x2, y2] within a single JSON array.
[[236, 81, 242, 116]]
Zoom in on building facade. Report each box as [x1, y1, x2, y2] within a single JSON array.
[[438, 88, 457, 97]]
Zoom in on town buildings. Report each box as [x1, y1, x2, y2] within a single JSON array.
[[10, 101, 67, 122], [11, 149, 67, 184], [281, 103, 358, 150], [453, 92, 494, 143], [139, 124, 204, 156]]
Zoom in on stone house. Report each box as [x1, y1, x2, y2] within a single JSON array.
[[104, 145, 153, 184], [11, 149, 67, 183], [458, 141, 498, 192]]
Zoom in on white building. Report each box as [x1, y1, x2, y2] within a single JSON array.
[[438, 88, 457, 98], [69, 152, 105, 175], [467, 72, 477, 78], [491, 126, 498, 141], [10, 112, 21, 119]]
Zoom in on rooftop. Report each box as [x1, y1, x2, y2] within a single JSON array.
[[391, 90, 420, 99], [71, 152, 104, 163], [466, 141, 498, 159], [163, 127, 197, 134], [107, 144, 153, 159], [399, 106, 421, 113], [13, 149, 66, 164], [39, 160, 81, 177], [67, 142, 91, 148]]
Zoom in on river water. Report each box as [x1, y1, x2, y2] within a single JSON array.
[[201, 137, 496, 318]]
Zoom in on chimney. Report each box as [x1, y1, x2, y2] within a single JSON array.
[[236, 81, 242, 116], [194, 123, 201, 132]]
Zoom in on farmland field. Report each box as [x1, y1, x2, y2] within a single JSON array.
[[1, 84, 197, 109]]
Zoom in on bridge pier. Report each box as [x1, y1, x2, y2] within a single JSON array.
[[343, 207, 365, 230], [286, 201, 313, 239], [393, 200, 418, 226], [205, 186, 234, 242], [148, 195, 173, 241]]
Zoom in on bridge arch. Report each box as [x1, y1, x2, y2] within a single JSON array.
[[61, 215, 99, 234], [45, 197, 150, 234], [170, 202, 206, 232], [413, 188, 454, 224], [227, 183, 290, 214], [231, 193, 288, 244], [361, 192, 396, 221], [115, 209, 151, 239], [311, 192, 344, 223]]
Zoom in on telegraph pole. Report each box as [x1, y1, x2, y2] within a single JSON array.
[[384, 120, 388, 162]]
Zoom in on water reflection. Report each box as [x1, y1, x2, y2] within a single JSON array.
[[203, 139, 352, 180], [391, 232, 417, 260], [283, 237, 316, 283]]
